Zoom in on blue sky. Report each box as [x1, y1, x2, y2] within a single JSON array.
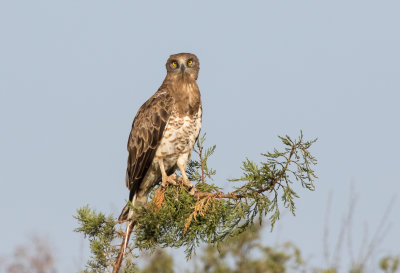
[[0, 0, 399, 271]]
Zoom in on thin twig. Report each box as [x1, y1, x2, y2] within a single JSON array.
[[112, 221, 134, 273], [193, 142, 299, 200], [198, 143, 205, 183]]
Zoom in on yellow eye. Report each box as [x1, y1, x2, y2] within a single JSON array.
[[172, 61, 177, 67], [187, 60, 193, 66]]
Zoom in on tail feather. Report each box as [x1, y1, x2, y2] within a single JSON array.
[[118, 203, 131, 221], [119, 193, 135, 221], [119, 192, 149, 221], [118, 193, 138, 221]]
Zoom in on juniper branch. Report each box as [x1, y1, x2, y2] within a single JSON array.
[[191, 140, 298, 200], [75, 132, 317, 272], [134, 132, 317, 258]]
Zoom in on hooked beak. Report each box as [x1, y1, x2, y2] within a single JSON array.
[[180, 65, 185, 73]]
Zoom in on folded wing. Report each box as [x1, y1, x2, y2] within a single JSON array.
[[125, 91, 174, 201]]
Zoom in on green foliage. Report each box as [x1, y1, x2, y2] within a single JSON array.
[[135, 132, 317, 258], [144, 225, 307, 273], [193, 224, 307, 273], [74, 205, 121, 272], [187, 133, 217, 183], [140, 249, 174, 273], [143, 229, 399, 273], [134, 183, 230, 259], [380, 256, 400, 273], [74, 132, 318, 270]]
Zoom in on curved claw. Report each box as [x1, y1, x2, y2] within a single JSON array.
[[188, 186, 197, 196], [161, 174, 177, 187]]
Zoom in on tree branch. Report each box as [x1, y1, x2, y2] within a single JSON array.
[[192, 142, 298, 200], [76, 132, 317, 272], [112, 221, 134, 273]]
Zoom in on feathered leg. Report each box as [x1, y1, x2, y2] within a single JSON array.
[[177, 154, 196, 195], [159, 159, 177, 187]]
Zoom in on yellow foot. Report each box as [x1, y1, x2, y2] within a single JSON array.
[[161, 174, 177, 187], [182, 177, 196, 195], [188, 186, 197, 196]]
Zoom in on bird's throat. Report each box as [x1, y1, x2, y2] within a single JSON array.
[[170, 78, 201, 116]]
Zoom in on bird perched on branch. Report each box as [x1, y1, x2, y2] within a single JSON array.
[[119, 53, 202, 221]]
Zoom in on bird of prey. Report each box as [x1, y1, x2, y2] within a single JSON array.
[[119, 53, 202, 221]]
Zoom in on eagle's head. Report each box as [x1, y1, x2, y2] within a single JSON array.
[[166, 53, 200, 80]]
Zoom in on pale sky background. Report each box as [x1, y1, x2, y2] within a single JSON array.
[[0, 0, 399, 272]]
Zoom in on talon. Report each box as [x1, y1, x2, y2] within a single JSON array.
[[188, 186, 197, 196], [161, 174, 177, 187], [182, 177, 194, 189]]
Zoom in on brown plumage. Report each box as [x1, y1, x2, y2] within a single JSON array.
[[119, 53, 202, 221]]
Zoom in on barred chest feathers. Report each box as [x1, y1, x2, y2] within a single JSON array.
[[155, 106, 202, 171]]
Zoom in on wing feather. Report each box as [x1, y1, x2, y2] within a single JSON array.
[[125, 91, 174, 198]]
